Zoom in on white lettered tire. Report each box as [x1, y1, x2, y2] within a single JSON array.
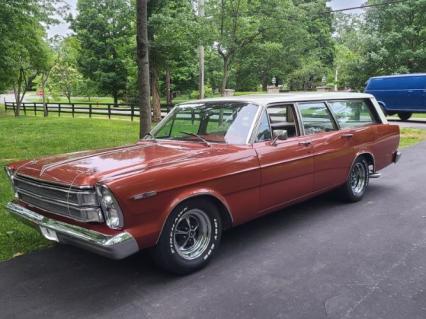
[[151, 199, 222, 275]]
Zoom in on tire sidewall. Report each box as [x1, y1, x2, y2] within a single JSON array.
[[346, 158, 369, 201], [158, 199, 222, 273]]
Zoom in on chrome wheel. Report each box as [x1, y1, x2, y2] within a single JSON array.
[[351, 162, 367, 195], [173, 209, 212, 260]]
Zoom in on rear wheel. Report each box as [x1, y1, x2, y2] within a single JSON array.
[[151, 199, 222, 275], [398, 112, 412, 121], [340, 157, 369, 202]]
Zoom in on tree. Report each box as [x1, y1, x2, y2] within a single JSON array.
[[0, 0, 62, 116], [136, 0, 151, 138], [363, 0, 426, 73], [48, 37, 82, 103], [207, 0, 334, 94], [148, 0, 202, 120], [333, 0, 426, 90], [73, 0, 134, 107], [208, 0, 263, 95]]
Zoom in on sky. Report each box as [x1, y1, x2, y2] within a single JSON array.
[[46, 0, 365, 38]]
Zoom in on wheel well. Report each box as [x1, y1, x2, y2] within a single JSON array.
[[182, 195, 233, 230], [359, 153, 375, 172]]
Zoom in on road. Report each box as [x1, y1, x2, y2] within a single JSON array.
[[1, 142, 426, 319], [389, 118, 426, 130]]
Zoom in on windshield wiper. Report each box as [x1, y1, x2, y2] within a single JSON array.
[[179, 131, 211, 147]]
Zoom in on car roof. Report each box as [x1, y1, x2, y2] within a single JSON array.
[[368, 73, 426, 80], [184, 92, 373, 106]]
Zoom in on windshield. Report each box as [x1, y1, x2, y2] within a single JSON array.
[[151, 102, 259, 144]]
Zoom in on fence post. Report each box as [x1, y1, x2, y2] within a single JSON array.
[[89, 103, 92, 118], [34, 103, 36, 116], [72, 103, 75, 118], [108, 104, 111, 119], [23, 103, 26, 115], [131, 105, 134, 121], [58, 103, 61, 117]]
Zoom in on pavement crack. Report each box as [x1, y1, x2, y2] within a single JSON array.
[[341, 240, 426, 319]]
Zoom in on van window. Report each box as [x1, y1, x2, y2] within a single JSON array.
[[328, 100, 376, 128]]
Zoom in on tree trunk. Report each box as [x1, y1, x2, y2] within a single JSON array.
[[261, 75, 268, 92], [198, 0, 205, 99], [13, 86, 20, 117], [113, 93, 118, 107], [42, 86, 47, 117], [42, 75, 48, 117], [165, 69, 173, 108], [151, 68, 161, 122], [136, 0, 151, 138], [221, 56, 230, 96]]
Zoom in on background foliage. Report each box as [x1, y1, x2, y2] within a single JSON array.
[[0, 0, 425, 102]]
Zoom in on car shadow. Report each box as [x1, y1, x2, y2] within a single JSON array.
[[0, 185, 390, 317]]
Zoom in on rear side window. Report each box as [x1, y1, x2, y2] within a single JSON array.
[[328, 100, 376, 128], [298, 102, 337, 135]]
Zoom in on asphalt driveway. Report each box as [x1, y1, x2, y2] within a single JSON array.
[[1, 142, 426, 319]]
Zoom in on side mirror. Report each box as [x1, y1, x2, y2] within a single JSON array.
[[271, 130, 288, 146]]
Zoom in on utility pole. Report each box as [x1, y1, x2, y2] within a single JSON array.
[[334, 67, 338, 91], [198, 0, 205, 99], [136, 0, 151, 138]]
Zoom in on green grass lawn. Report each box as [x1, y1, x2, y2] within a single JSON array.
[[0, 112, 140, 261], [0, 110, 425, 262], [399, 128, 426, 148]]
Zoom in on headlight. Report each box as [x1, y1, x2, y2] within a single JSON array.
[[96, 184, 124, 229]]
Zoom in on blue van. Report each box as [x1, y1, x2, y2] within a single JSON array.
[[365, 74, 426, 121]]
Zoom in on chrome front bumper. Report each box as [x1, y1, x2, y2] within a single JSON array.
[[6, 202, 139, 259]]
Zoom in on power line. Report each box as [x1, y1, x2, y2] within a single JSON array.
[[328, 0, 413, 13]]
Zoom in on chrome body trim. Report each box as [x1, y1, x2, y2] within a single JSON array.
[[14, 175, 95, 196], [369, 173, 381, 178], [12, 174, 102, 223], [131, 191, 158, 200], [15, 173, 94, 189], [6, 202, 139, 259]]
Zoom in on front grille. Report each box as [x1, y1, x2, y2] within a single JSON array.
[[13, 175, 103, 223]]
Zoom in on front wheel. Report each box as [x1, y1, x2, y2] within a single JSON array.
[[398, 112, 412, 121], [339, 157, 369, 202], [151, 199, 222, 275]]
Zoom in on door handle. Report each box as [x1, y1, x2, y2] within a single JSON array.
[[299, 141, 312, 146], [341, 133, 354, 139]]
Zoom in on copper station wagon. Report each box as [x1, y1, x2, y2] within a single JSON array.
[[5, 92, 401, 274]]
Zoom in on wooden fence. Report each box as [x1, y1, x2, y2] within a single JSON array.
[[4, 101, 172, 121]]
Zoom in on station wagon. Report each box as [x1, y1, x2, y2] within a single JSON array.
[[5, 92, 401, 274]]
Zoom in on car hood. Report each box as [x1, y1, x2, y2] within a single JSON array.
[[14, 141, 223, 187]]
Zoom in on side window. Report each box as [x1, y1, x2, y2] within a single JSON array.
[[298, 102, 337, 135], [267, 105, 299, 138], [256, 111, 272, 142], [328, 100, 376, 128]]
